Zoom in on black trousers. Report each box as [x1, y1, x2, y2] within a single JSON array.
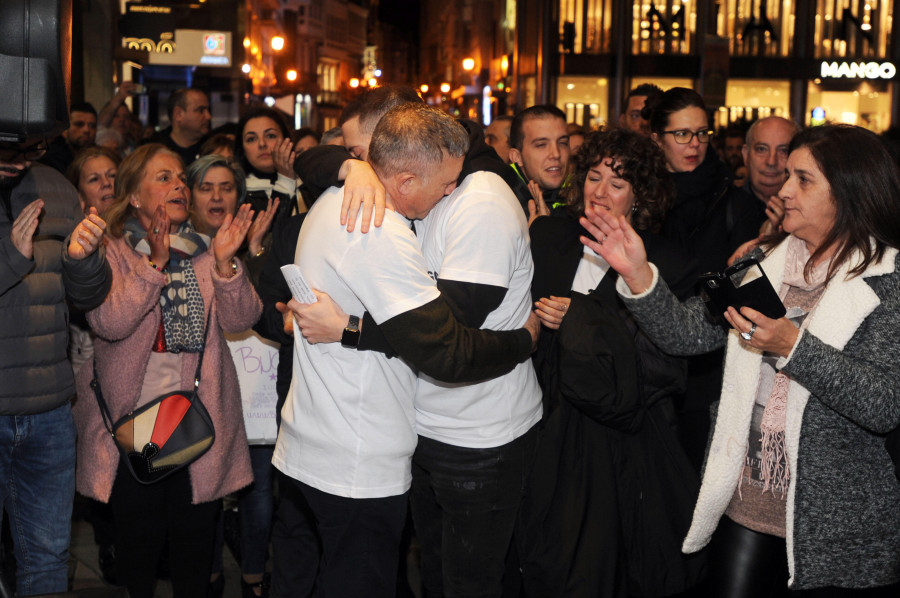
[[709, 516, 900, 598], [109, 460, 220, 598], [271, 474, 408, 598]]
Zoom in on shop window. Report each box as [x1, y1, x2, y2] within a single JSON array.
[[558, 0, 613, 55], [556, 76, 608, 127], [814, 0, 892, 58], [807, 80, 892, 132], [631, 1, 697, 55], [718, 0, 794, 57], [719, 79, 790, 128]]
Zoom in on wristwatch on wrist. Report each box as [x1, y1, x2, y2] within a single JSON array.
[[341, 315, 361, 348]]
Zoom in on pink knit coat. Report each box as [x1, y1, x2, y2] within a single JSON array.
[[73, 237, 262, 504]]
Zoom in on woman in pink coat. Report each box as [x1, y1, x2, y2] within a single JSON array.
[[73, 143, 262, 598]]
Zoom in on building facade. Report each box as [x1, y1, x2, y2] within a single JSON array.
[[515, 0, 900, 131]]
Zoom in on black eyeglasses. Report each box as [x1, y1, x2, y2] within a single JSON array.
[[0, 141, 49, 162], [662, 129, 714, 144]]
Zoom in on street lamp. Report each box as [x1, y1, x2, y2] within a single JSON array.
[[462, 58, 475, 71], [420, 84, 429, 94], [271, 36, 285, 51], [440, 82, 451, 93], [349, 78, 360, 88], [286, 69, 298, 82]]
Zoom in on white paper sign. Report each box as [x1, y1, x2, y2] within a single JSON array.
[[226, 329, 280, 444]]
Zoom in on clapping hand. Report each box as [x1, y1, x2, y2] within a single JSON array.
[[147, 204, 170, 266], [213, 203, 255, 274], [247, 197, 280, 256], [68, 207, 107, 260], [11, 199, 43, 260], [273, 138, 297, 179], [527, 180, 550, 227]]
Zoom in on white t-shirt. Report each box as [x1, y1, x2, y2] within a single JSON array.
[[272, 188, 440, 499], [415, 171, 542, 448]]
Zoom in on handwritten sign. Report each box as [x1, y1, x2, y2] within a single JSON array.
[[226, 330, 279, 444]]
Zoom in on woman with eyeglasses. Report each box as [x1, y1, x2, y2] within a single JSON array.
[[644, 88, 767, 473], [645, 87, 762, 278]]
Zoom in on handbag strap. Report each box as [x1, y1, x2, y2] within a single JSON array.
[[91, 306, 214, 434]]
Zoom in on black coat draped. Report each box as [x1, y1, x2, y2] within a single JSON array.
[[517, 215, 705, 597]]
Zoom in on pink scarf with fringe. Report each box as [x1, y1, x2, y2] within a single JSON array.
[[759, 236, 830, 497]]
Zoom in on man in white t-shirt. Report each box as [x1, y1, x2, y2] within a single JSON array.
[[412, 170, 543, 597], [274, 103, 538, 597], [292, 91, 544, 595]]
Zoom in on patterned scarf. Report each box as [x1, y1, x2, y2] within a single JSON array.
[[760, 236, 830, 496], [124, 218, 211, 353]]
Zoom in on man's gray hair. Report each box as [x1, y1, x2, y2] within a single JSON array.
[[368, 104, 469, 179]]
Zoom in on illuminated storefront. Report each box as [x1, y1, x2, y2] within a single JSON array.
[[519, 0, 899, 132]]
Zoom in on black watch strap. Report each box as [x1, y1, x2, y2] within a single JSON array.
[[341, 315, 361, 348]]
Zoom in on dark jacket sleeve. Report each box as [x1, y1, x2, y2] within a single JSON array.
[[726, 187, 767, 254], [379, 295, 531, 383], [61, 242, 112, 312], [253, 215, 305, 345], [357, 279, 507, 355], [292, 145, 354, 199], [0, 235, 34, 296]]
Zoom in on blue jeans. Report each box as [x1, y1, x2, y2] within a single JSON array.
[[211, 445, 275, 577], [0, 404, 76, 596], [409, 425, 539, 598]]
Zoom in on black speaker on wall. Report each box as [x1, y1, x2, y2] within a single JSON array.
[[0, 0, 72, 143]]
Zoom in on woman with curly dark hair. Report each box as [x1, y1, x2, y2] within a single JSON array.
[[515, 127, 704, 597]]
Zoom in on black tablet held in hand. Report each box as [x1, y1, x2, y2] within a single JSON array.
[[699, 258, 786, 326]]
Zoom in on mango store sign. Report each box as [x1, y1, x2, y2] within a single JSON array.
[[820, 61, 896, 80]]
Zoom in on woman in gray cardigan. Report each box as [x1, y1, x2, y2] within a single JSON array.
[[579, 124, 900, 596]]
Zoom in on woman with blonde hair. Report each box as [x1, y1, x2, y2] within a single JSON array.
[[73, 143, 262, 598]]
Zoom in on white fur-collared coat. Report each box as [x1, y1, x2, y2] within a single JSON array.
[[617, 238, 900, 590]]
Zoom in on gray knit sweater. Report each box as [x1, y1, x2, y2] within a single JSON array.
[[616, 239, 900, 590]]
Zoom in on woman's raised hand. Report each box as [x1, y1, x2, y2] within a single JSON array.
[[579, 204, 653, 294], [213, 203, 254, 273], [273, 138, 297, 179], [247, 196, 280, 256], [147, 204, 170, 266]]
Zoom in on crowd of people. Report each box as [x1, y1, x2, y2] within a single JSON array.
[[0, 76, 898, 598]]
